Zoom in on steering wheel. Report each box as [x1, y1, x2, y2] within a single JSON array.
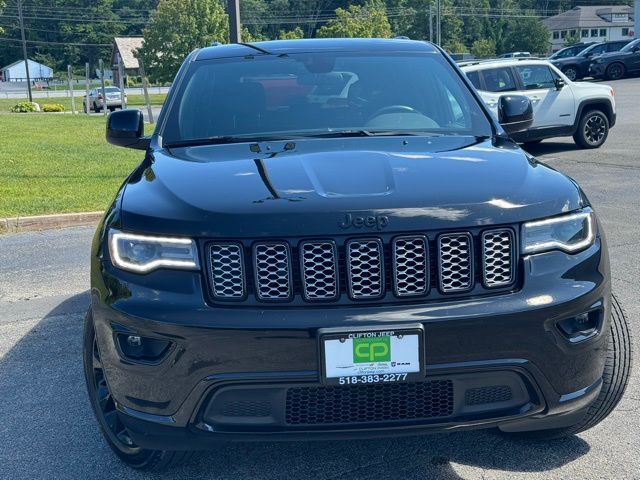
[[368, 105, 418, 119]]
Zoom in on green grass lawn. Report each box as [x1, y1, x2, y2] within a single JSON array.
[[0, 115, 151, 217], [0, 93, 166, 113]]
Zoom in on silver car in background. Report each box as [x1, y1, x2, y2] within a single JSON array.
[[83, 87, 126, 113]]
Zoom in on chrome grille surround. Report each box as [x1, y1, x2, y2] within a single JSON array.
[[300, 241, 339, 300], [438, 233, 473, 293], [392, 235, 429, 297], [253, 242, 292, 300], [209, 243, 245, 300], [346, 239, 384, 300], [482, 229, 515, 288]]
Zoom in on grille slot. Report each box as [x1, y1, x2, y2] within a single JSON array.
[[209, 243, 245, 299], [300, 241, 338, 300], [464, 385, 513, 406], [253, 242, 292, 300], [221, 401, 272, 417], [438, 233, 473, 293], [393, 236, 429, 297], [346, 239, 384, 299], [482, 229, 515, 288], [285, 380, 454, 425]]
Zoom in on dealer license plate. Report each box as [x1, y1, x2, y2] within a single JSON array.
[[319, 325, 424, 385]]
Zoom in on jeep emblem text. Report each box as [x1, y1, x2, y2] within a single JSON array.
[[339, 213, 389, 230]]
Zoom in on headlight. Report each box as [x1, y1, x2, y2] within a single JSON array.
[[109, 230, 199, 273], [522, 210, 595, 254]]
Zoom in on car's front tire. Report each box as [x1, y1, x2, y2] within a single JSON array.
[[606, 62, 626, 81], [501, 294, 633, 439], [83, 310, 197, 471], [573, 109, 609, 148], [562, 66, 579, 81]]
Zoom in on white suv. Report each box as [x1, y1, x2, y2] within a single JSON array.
[[460, 59, 616, 148]]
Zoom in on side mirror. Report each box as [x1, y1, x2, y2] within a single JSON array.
[[106, 109, 149, 150], [555, 77, 566, 89], [498, 95, 533, 134]]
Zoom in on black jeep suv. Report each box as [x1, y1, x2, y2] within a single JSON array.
[[550, 40, 630, 81], [85, 39, 632, 471], [590, 38, 640, 80]]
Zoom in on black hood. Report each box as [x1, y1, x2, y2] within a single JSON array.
[[119, 136, 585, 237]]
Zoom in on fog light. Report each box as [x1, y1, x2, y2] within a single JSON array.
[[116, 334, 171, 362], [556, 309, 602, 343]]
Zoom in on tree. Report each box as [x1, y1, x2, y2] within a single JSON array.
[[502, 16, 549, 54], [439, 0, 463, 48], [316, 1, 393, 39], [471, 38, 496, 58], [0, 1, 5, 35], [564, 31, 580, 46], [137, 0, 229, 82], [278, 27, 305, 40]]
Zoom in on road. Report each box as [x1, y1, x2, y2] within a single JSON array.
[[0, 78, 639, 480]]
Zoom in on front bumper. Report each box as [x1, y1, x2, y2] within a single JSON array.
[[91, 235, 610, 448], [589, 63, 607, 78]]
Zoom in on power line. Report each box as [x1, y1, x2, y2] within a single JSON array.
[[0, 37, 111, 46]]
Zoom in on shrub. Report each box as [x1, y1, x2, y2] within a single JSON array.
[[10, 101, 38, 113], [41, 103, 66, 112]]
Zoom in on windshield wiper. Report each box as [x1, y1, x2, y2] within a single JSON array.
[[164, 135, 290, 148], [298, 130, 447, 139]]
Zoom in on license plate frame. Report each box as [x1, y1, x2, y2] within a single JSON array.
[[318, 324, 425, 386]]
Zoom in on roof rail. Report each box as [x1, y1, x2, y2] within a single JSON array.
[[457, 56, 546, 66]]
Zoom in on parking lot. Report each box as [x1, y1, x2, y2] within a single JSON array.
[[0, 77, 639, 480]]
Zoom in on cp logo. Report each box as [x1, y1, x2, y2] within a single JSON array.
[[353, 337, 391, 363]]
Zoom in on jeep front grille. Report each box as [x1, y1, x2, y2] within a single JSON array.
[[346, 239, 384, 299], [206, 228, 517, 303]]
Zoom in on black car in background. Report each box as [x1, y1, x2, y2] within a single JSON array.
[[84, 39, 632, 471], [550, 40, 631, 81], [590, 38, 640, 80], [548, 42, 595, 60]]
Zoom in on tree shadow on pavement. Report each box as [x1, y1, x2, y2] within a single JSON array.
[[0, 293, 590, 480]]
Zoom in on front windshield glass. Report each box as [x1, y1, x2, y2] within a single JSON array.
[[620, 39, 639, 52], [161, 51, 492, 145], [550, 46, 578, 59]]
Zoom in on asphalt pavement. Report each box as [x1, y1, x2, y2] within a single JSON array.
[[0, 78, 639, 480]]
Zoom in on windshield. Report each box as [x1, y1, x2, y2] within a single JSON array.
[[161, 52, 492, 146], [620, 39, 640, 52], [550, 46, 580, 59]]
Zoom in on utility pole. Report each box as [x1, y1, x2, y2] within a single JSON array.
[[436, 0, 441, 46], [17, 0, 32, 102], [229, 0, 241, 43], [85, 62, 90, 115], [98, 59, 107, 117], [429, 3, 433, 43], [139, 58, 154, 124]]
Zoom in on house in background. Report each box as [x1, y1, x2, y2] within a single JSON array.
[[111, 37, 144, 86], [0, 59, 54, 82], [543, 6, 635, 53]]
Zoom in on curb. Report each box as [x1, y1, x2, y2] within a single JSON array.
[[0, 211, 103, 235]]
